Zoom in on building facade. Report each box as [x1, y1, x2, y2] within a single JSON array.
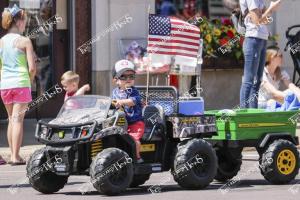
[[0, 0, 92, 119]]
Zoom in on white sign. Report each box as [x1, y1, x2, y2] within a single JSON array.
[[20, 0, 40, 9]]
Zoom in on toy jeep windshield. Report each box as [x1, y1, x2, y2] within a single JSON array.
[[50, 95, 111, 125]]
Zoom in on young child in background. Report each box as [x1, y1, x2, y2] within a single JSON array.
[[112, 60, 145, 163], [61, 71, 90, 101]]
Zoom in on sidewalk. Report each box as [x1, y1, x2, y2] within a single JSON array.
[[0, 119, 300, 162], [0, 119, 46, 161]]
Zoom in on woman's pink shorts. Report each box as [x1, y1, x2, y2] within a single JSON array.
[[0, 87, 32, 104]]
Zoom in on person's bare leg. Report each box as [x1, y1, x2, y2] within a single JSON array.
[[289, 83, 300, 101], [136, 141, 141, 159], [4, 104, 13, 161], [11, 103, 28, 162]]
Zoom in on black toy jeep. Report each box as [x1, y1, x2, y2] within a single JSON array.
[[27, 86, 217, 195]]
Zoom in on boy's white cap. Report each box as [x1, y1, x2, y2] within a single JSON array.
[[114, 59, 135, 78]]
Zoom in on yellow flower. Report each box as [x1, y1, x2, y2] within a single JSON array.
[[273, 34, 280, 41], [214, 28, 221, 36], [205, 34, 212, 43], [200, 27, 204, 32]]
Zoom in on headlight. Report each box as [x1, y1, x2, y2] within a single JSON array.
[[40, 125, 49, 139], [80, 125, 91, 137]]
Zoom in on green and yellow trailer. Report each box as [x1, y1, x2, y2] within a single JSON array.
[[205, 109, 299, 184]]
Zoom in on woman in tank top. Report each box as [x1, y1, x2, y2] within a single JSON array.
[[0, 4, 36, 165]]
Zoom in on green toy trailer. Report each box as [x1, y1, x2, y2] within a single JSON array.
[[205, 109, 300, 184]]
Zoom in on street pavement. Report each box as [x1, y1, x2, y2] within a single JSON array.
[[0, 151, 300, 200], [1, 119, 300, 199]]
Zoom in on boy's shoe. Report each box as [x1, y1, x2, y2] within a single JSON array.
[[137, 158, 144, 164]]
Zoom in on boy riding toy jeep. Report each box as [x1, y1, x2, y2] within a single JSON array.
[[26, 86, 218, 195]]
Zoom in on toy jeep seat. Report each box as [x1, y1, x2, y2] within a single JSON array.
[[137, 86, 177, 141], [142, 104, 165, 141]]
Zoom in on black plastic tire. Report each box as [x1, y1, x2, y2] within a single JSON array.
[[90, 148, 134, 195], [173, 139, 217, 189], [215, 148, 242, 182], [26, 147, 68, 194], [129, 174, 151, 187], [260, 139, 299, 184]]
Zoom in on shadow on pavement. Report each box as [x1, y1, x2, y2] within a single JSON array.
[[56, 178, 300, 196], [0, 181, 86, 189]]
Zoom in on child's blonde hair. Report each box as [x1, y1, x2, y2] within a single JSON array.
[[61, 71, 80, 84], [265, 48, 282, 81], [2, 8, 26, 30]]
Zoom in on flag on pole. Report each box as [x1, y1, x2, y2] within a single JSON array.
[[147, 14, 201, 69]]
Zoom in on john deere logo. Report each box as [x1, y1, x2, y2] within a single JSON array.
[[238, 123, 287, 128]]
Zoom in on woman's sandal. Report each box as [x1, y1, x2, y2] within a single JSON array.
[[10, 158, 26, 166]]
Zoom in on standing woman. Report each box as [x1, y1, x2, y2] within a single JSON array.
[[0, 4, 36, 165], [239, 0, 281, 108]]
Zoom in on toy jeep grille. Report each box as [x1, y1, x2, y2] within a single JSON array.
[[50, 128, 80, 141], [136, 86, 178, 116]]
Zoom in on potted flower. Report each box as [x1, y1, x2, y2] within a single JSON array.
[[194, 17, 277, 69]]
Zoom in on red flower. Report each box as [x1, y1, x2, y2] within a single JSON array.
[[221, 18, 233, 26], [227, 30, 235, 39], [220, 38, 228, 46]]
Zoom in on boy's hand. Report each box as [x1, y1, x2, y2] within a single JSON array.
[[83, 84, 90, 92], [115, 99, 135, 108], [75, 83, 91, 96], [270, 0, 281, 12], [115, 100, 124, 108]]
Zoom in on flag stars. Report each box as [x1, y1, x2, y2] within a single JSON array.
[[149, 15, 171, 36]]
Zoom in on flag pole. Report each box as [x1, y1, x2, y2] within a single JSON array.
[[146, 5, 151, 105], [196, 39, 203, 97]]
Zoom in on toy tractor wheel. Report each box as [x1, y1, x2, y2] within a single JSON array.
[[26, 147, 68, 194], [260, 139, 299, 184], [129, 174, 151, 187], [173, 138, 217, 189], [90, 148, 134, 195], [215, 148, 242, 182]]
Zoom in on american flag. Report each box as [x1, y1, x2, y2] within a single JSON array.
[[147, 14, 200, 59]]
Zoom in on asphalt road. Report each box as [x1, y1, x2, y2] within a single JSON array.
[[0, 151, 300, 200]]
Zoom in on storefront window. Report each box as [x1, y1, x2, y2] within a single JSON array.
[[9, 0, 54, 94], [155, 0, 209, 19]]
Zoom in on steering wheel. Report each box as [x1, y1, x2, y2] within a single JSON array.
[[110, 100, 117, 109]]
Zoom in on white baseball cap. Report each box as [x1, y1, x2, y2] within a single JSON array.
[[113, 59, 135, 78]]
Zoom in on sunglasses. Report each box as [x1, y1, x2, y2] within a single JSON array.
[[118, 74, 135, 81]]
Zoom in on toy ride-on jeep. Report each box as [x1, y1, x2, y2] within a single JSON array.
[[206, 109, 300, 184], [27, 86, 218, 195]]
